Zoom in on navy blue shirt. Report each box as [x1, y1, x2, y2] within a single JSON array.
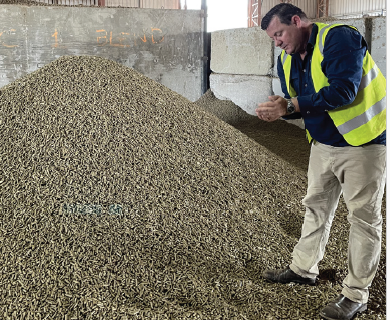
[[278, 23, 386, 146]]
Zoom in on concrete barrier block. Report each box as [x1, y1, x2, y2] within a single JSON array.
[[210, 27, 273, 76], [328, 18, 366, 35], [272, 47, 282, 78], [371, 16, 386, 78], [272, 78, 284, 97], [210, 73, 272, 115]]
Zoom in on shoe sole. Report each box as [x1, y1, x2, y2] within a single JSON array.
[[264, 278, 316, 286], [291, 279, 316, 286], [320, 304, 367, 320]]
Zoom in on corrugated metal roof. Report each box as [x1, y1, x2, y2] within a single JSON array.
[[329, 0, 386, 18], [105, 0, 180, 9], [258, 0, 386, 20], [36, 0, 180, 8], [260, 0, 318, 19]]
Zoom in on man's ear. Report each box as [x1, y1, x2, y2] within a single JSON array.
[[291, 15, 301, 27]]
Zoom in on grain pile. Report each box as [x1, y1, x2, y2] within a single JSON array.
[[0, 56, 385, 319], [195, 89, 254, 126]]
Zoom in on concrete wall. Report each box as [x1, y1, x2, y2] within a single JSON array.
[[0, 5, 205, 102], [210, 16, 386, 126]]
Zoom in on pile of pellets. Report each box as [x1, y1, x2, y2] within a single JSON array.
[[195, 89, 311, 171], [0, 56, 385, 319], [195, 89, 255, 126]]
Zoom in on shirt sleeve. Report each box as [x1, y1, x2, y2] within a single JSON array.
[[277, 55, 290, 99], [298, 26, 367, 116]]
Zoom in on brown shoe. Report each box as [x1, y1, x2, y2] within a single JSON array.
[[320, 294, 367, 320], [262, 267, 316, 285]]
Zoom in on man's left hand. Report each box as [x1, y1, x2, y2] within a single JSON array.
[[256, 95, 287, 122]]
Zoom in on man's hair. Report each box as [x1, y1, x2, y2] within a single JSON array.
[[261, 3, 308, 30]]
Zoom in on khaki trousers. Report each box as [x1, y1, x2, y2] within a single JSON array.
[[289, 141, 386, 304]]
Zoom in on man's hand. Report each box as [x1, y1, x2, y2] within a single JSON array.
[[256, 95, 288, 122]]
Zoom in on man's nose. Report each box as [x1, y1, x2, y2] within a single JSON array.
[[275, 39, 282, 47]]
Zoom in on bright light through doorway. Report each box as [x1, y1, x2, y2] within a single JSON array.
[[180, 0, 247, 32]]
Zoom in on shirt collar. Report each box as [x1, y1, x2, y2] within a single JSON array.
[[307, 23, 318, 52]]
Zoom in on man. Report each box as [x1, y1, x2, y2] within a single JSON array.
[[256, 3, 386, 320]]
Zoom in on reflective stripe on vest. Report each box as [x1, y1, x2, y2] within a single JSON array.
[[280, 51, 296, 98], [280, 22, 386, 146]]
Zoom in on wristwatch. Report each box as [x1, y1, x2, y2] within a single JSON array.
[[286, 99, 295, 115]]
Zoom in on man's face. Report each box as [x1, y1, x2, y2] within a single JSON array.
[[266, 16, 302, 55]]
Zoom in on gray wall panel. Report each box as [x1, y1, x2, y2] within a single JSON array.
[[0, 6, 203, 101]]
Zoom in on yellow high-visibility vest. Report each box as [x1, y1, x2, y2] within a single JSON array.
[[280, 22, 386, 146]]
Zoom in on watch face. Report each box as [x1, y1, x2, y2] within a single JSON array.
[[287, 102, 294, 113]]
